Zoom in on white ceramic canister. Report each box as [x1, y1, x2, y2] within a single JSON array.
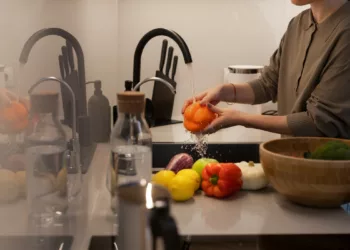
[[223, 65, 277, 114]]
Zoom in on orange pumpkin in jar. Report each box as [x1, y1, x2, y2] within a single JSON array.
[[183, 102, 217, 133], [0, 101, 29, 134]]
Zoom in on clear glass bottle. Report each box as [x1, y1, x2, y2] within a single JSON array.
[[24, 92, 68, 226], [108, 91, 152, 213]]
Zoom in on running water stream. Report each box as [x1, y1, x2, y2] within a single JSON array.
[[185, 64, 209, 157], [187, 64, 196, 103]]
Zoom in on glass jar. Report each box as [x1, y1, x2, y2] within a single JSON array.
[[24, 92, 68, 226], [107, 91, 152, 213]]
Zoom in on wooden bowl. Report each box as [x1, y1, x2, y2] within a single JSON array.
[[260, 137, 350, 208]]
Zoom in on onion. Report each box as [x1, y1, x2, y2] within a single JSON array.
[[165, 153, 194, 174]]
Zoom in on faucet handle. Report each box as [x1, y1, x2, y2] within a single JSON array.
[[149, 199, 181, 250]]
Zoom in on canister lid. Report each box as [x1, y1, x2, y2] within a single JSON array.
[[30, 91, 59, 114], [117, 91, 145, 114], [228, 65, 264, 74]]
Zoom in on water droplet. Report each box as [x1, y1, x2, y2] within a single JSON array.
[[179, 133, 211, 157]]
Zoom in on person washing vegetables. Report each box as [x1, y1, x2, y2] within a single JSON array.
[[183, 0, 350, 139]]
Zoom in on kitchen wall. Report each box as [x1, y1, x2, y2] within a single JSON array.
[[1, 0, 308, 118], [0, 0, 119, 108], [118, 0, 308, 117]]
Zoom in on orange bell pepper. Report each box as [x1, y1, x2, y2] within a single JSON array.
[[201, 163, 242, 198], [0, 101, 29, 134], [183, 102, 217, 133]]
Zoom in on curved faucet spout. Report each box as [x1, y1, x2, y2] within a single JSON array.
[[28, 77, 82, 194], [19, 28, 87, 116], [133, 77, 176, 94], [28, 76, 77, 142], [133, 28, 193, 89]]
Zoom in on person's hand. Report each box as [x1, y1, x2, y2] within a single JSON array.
[[201, 104, 247, 134], [181, 83, 238, 114], [181, 85, 226, 114]]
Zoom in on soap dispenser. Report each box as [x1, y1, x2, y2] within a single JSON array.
[[87, 80, 111, 142]]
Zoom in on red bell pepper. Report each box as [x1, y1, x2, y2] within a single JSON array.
[[201, 163, 242, 198]]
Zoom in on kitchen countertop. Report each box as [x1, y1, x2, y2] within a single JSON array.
[[174, 190, 350, 236], [1, 139, 350, 249], [90, 144, 350, 237]]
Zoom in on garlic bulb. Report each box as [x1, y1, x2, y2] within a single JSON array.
[[236, 161, 268, 190]]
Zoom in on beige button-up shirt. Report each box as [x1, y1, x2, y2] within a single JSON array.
[[249, 2, 350, 138]]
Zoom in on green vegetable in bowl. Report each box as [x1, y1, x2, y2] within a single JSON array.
[[304, 141, 350, 160]]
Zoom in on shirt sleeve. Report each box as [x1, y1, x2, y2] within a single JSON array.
[[248, 18, 298, 104], [248, 33, 286, 105], [287, 29, 350, 138]]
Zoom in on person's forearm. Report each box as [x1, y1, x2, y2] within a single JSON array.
[[220, 83, 255, 105], [240, 113, 292, 135]]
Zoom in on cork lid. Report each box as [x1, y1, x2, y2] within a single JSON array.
[[117, 91, 145, 114], [30, 91, 59, 114]]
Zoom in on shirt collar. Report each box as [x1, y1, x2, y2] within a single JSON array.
[[304, 2, 350, 39], [303, 10, 315, 31], [318, 2, 350, 40]]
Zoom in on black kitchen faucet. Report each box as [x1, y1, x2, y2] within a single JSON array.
[[19, 28, 97, 174], [19, 28, 91, 147], [132, 28, 193, 89], [121, 28, 193, 128]]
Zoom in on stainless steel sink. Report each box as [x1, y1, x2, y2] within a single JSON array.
[[152, 142, 260, 169]]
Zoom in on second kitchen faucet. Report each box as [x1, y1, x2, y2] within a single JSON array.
[[116, 28, 194, 128]]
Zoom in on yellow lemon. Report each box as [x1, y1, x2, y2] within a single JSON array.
[[0, 169, 20, 203], [110, 167, 117, 189], [177, 169, 200, 191], [56, 168, 67, 197], [152, 170, 176, 189], [168, 175, 195, 202]]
